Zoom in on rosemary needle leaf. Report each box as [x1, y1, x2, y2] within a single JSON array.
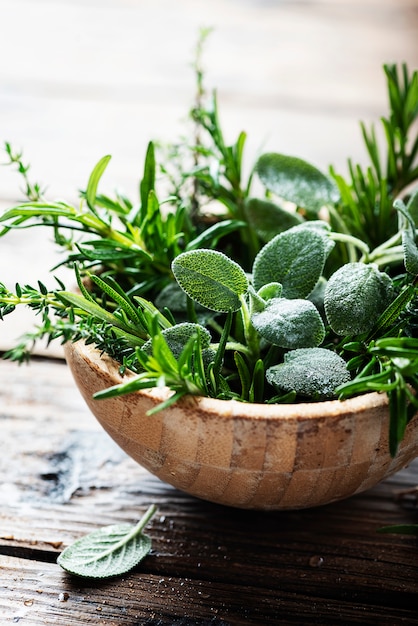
[[377, 524, 418, 536]]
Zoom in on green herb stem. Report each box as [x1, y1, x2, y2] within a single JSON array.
[[239, 294, 260, 361], [330, 231, 370, 260], [365, 246, 405, 269]]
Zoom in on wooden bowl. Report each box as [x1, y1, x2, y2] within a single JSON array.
[[65, 340, 418, 510]]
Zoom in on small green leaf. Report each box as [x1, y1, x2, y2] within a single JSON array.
[[57, 291, 127, 327], [402, 229, 418, 275], [378, 524, 418, 536], [251, 297, 325, 349], [234, 351, 252, 400], [172, 249, 249, 312], [368, 284, 415, 339], [142, 322, 211, 359], [295, 220, 335, 256], [76, 239, 151, 263], [406, 187, 418, 225], [252, 225, 326, 298], [154, 282, 189, 313], [395, 193, 418, 275], [249, 358, 265, 403], [388, 384, 408, 457], [86, 155, 112, 212], [57, 505, 157, 579], [0, 202, 77, 223], [244, 197, 303, 242], [371, 336, 418, 360], [266, 348, 351, 400], [139, 141, 156, 220], [324, 263, 394, 335], [307, 276, 327, 315], [394, 198, 416, 233], [186, 219, 246, 250], [256, 152, 340, 212], [257, 282, 283, 301]]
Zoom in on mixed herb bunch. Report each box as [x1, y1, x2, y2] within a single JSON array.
[[0, 57, 417, 456]]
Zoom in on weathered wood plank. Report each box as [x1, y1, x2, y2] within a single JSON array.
[[0, 357, 417, 624], [1, 553, 418, 626]]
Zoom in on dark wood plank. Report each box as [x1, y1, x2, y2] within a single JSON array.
[[2, 553, 417, 626], [0, 357, 417, 624]]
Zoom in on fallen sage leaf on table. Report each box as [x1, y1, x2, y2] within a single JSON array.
[[57, 504, 157, 579]]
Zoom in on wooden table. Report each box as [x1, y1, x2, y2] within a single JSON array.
[[0, 356, 417, 625], [1, 1, 418, 623]]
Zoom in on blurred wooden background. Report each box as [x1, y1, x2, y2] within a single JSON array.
[[1, 0, 418, 353]]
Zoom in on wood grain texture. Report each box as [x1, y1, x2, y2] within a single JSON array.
[[0, 357, 417, 624]]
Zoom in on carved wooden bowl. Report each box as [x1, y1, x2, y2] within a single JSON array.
[[65, 340, 418, 510]]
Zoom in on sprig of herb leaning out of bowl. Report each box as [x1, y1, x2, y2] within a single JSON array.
[[0, 62, 417, 456]]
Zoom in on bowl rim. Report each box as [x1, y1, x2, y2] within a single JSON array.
[[68, 339, 389, 422]]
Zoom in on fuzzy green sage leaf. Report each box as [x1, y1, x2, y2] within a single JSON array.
[[251, 297, 325, 349], [266, 348, 351, 400], [252, 225, 327, 298], [402, 229, 418, 275], [142, 322, 212, 358], [172, 249, 249, 312], [256, 152, 340, 212], [244, 197, 303, 242], [324, 263, 394, 335], [57, 504, 157, 579], [406, 187, 418, 226]]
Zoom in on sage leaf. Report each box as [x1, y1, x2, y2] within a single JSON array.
[[266, 348, 351, 400], [295, 220, 336, 256], [402, 229, 418, 275], [251, 297, 325, 349], [324, 263, 394, 335], [142, 322, 212, 358], [57, 505, 157, 579], [406, 187, 418, 226], [396, 195, 418, 274], [252, 225, 326, 298], [256, 152, 340, 212], [257, 282, 283, 301], [307, 276, 327, 317], [172, 249, 249, 312], [154, 282, 213, 325], [244, 197, 303, 242]]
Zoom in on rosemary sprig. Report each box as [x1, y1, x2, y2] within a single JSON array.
[[330, 63, 418, 254]]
